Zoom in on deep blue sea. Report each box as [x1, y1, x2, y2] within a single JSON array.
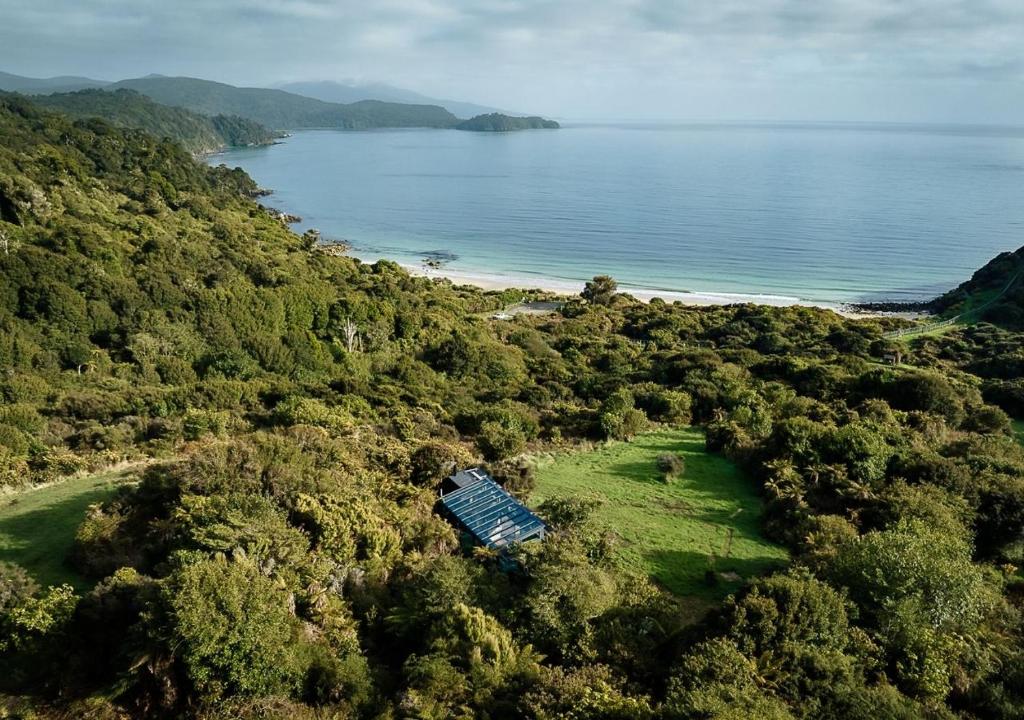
[[213, 123, 1024, 304]]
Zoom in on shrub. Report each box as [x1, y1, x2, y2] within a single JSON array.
[[27, 447, 86, 483], [581, 275, 618, 306], [0, 423, 30, 455], [410, 441, 474, 488], [656, 452, 685, 482], [489, 458, 537, 497], [477, 420, 527, 461], [183, 409, 230, 440], [0, 403, 44, 433], [0, 448, 30, 488], [0, 562, 39, 612], [162, 558, 302, 702], [273, 397, 354, 434]]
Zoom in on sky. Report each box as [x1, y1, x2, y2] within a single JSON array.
[[2, 0, 1023, 123]]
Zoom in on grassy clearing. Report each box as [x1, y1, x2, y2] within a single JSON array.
[[0, 466, 139, 590], [1013, 420, 1024, 446], [531, 428, 788, 600]]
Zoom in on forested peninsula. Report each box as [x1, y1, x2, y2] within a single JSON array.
[[455, 113, 560, 131], [1, 94, 1023, 719], [24, 88, 280, 155]]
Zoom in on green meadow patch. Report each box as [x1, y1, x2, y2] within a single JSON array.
[[0, 466, 139, 590], [532, 428, 788, 599]]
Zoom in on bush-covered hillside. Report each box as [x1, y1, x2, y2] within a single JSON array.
[[930, 246, 1024, 328], [26, 88, 280, 155], [1, 95, 1024, 719], [110, 75, 460, 131], [456, 112, 560, 131]]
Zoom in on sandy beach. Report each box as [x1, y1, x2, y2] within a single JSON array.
[[392, 261, 924, 320]]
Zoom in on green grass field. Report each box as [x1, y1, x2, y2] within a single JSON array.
[[531, 428, 788, 599], [0, 467, 139, 590]]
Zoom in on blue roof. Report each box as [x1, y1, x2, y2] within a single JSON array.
[[439, 471, 546, 549]]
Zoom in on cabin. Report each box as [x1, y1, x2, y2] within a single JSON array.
[[438, 468, 547, 549], [882, 349, 904, 366]]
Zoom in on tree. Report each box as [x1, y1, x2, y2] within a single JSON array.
[[402, 603, 541, 717], [161, 558, 302, 702], [410, 441, 474, 488], [477, 419, 527, 461], [664, 638, 795, 720], [341, 316, 361, 352], [523, 665, 654, 720], [827, 519, 998, 701], [301, 228, 320, 249], [582, 275, 618, 306]]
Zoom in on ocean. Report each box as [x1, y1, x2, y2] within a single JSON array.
[[212, 122, 1024, 304]]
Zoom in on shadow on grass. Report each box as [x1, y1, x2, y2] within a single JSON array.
[[644, 548, 788, 598], [603, 431, 709, 487], [0, 485, 117, 589]]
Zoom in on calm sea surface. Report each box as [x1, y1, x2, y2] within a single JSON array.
[[214, 123, 1024, 303]]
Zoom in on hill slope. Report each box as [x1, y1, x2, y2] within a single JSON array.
[[930, 245, 1024, 327], [110, 75, 459, 130], [0, 70, 108, 94], [25, 88, 279, 155], [277, 79, 502, 119], [455, 112, 559, 131], [0, 94, 1023, 720]]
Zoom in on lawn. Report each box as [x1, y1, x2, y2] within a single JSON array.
[[531, 428, 788, 599], [0, 466, 139, 590]]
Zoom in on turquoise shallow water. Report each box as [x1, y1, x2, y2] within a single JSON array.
[[213, 123, 1024, 303]]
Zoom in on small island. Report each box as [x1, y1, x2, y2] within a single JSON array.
[[455, 112, 559, 131]]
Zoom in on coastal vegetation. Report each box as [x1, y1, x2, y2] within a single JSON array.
[[1, 72, 561, 137], [24, 89, 280, 155], [455, 113, 560, 131], [276, 80, 502, 121], [930, 246, 1024, 328], [1, 94, 1023, 719], [109, 75, 461, 131]]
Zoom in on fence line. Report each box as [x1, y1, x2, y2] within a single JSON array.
[[882, 316, 959, 339], [882, 261, 1024, 341]]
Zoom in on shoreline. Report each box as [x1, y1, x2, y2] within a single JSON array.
[[386, 259, 926, 320]]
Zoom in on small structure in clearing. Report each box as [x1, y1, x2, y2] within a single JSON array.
[[882, 349, 904, 366], [438, 468, 547, 549]]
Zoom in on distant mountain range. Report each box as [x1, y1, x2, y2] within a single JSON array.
[[275, 80, 504, 120], [0, 72, 517, 122], [0, 71, 557, 136], [107, 76, 460, 131], [0, 71, 109, 94]]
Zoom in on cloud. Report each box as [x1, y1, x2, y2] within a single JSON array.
[[1, 0, 1022, 121]]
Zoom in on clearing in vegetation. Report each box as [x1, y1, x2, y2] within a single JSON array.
[[0, 466, 140, 590], [1013, 420, 1024, 446], [531, 427, 788, 599]]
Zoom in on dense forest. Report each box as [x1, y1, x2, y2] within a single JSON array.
[[1, 94, 1023, 719], [108, 76, 462, 131], [455, 113, 560, 131], [24, 89, 280, 155]]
